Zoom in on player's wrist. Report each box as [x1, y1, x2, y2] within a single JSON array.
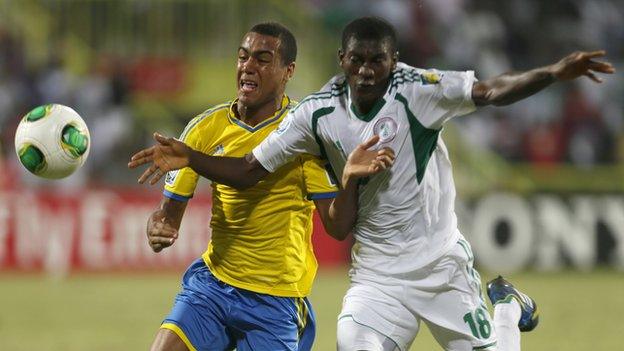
[[341, 171, 358, 189], [187, 148, 199, 169], [547, 62, 564, 82]]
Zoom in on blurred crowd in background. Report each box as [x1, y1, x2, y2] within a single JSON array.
[[0, 0, 622, 189]]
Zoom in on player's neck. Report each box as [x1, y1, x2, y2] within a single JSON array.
[[236, 96, 283, 127], [352, 96, 383, 116], [350, 79, 390, 115]]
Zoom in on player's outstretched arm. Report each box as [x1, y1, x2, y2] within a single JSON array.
[[147, 197, 187, 252], [128, 132, 269, 189], [472, 50, 615, 107], [315, 136, 395, 241]]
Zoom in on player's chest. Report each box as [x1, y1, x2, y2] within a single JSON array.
[[206, 127, 275, 157], [318, 103, 409, 159]]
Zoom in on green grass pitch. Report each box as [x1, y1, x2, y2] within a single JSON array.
[[0, 269, 622, 350]]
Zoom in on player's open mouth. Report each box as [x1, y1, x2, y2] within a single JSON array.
[[240, 80, 258, 93]]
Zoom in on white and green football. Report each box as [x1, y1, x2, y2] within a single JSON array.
[[14, 104, 90, 179]]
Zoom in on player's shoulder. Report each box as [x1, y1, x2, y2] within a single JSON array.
[[191, 101, 231, 125], [290, 75, 348, 115], [180, 101, 231, 138], [391, 62, 445, 91]]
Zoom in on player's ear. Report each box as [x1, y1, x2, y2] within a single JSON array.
[[284, 62, 295, 83], [391, 51, 399, 70], [338, 49, 345, 64]]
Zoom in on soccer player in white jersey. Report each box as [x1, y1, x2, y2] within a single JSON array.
[[130, 17, 614, 351]]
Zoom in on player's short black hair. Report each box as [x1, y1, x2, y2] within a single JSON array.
[[341, 17, 398, 53], [249, 22, 297, 66]]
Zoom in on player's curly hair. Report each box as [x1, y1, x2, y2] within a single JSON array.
[[250, 22, 297, 66], [341, 17, 398, 53]]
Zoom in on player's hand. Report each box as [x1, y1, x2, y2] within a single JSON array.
[[128, 132, 192, 185], [551, 50, 615, 83], [146, 210, 179, 253], [342, 135, 395, 186]]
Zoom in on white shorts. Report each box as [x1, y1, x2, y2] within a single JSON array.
[[338, 237, 497, 351]]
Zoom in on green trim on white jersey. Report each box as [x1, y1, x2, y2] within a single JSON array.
[[395, 93, 440, 184], [311, 106, 335, 160], [350, 97, 386, 122]]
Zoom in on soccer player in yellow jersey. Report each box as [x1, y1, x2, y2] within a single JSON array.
[[143, 23, 389, 351]]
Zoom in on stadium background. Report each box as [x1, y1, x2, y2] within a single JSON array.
[[0, 0, 623, 350]]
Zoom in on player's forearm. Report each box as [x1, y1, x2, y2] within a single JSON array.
[[188, 150, 267, 189], [473, 66, 556, 106], [325, 177, 359, 241], [146, 197, 187, 253], [158, 197, 187, 229]]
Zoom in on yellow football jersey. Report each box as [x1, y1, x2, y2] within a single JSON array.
[[164, 95, 338, 297]]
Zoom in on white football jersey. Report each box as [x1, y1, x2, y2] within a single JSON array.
[[253, 62, 477, 277]]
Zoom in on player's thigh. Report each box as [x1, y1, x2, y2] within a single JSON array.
[[161, 258, 235, 351], [234, 294, 315, 351], [150, 328, 189, 351], [425, 322, 496, 351], [420, 240, 496, 351], [337, 315, 400, 351], [338, 283, 418, 351]]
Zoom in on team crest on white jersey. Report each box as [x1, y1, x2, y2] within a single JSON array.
[[421, 71, 442, 85], [373, 117, 398, 143]]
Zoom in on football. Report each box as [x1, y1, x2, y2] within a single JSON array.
[[14, 104, 90, 179]]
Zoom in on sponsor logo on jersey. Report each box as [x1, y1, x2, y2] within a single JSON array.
[[211, 144, 224, 156], [421, 71, 442, 85], [373, 117, 398, 143], [165, 170, 179, 186]]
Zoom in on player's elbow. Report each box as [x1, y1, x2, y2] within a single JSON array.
[[235, 163, 266, 189], [335, 231, 351, 241], [229, 174, 255, 189], [231, 154, 268, 190], [322, 207, 356, 241], [224, 176, 257, 190], [221, 155, 267, 190], [232, 179, 257, 190], [325, 225, 352, 241]]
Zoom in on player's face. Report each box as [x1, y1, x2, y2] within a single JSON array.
[[236, 32, 294, 109], [339, 37, 397, 104]]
